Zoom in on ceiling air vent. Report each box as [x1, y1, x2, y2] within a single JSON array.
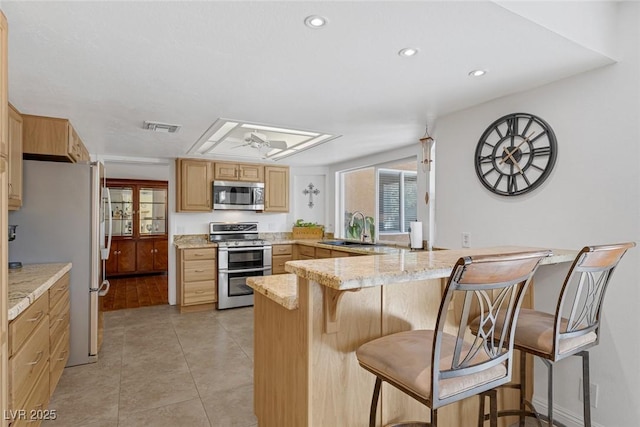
[[143, 121, 181, 133]]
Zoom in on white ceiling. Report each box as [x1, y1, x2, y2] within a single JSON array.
[[3, 1, 617, 167]]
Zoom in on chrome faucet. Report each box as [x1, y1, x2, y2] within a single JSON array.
[[349, 211, 370, 243]]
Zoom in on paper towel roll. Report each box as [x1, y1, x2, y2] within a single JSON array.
[[409, 221, 423, 249]]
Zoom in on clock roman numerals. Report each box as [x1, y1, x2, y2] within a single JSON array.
[[474, 113, 557, 196]]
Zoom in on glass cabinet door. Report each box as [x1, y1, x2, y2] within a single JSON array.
[[139, 187, 167, 236], [110, 187, 134, 237]]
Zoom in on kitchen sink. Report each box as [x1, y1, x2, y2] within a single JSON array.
[[319, 240, 378, 247]]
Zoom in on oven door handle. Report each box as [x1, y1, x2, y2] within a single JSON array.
[[218, 266, 271, 274], [219, 246, 271, 252]]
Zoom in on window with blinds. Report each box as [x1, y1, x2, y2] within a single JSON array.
[[378, 170, 417, 233]]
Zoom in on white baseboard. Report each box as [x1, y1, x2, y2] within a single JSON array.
[[531, 397, 604, 427]]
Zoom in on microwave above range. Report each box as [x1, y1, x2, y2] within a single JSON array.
[[213, 181, 265, 210]]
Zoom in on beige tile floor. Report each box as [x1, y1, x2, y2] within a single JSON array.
[[43, 304, 257, 427], [43, 304, 548, 427]]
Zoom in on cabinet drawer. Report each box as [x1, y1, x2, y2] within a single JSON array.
[[183, 280, 217, 305], [9, 316, 50, 410], [49, 299, 70, 351], [13, 362, 50, 427], [297, 245, 315, 258], [272, 255, 293, 274], [9, 295, 49, 357], [183, 248, 216, 261], [272, 244, 292, 256], [50, 328, 69, 396], [183, 260, 216, 282], [315, 248, 331, 259], [49, 272, 70, 310], [331, 250, 352, 258]]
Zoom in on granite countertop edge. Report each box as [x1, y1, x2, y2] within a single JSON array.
[[8, 263, 72, 321]]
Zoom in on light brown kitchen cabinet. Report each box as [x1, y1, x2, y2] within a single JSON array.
[[7, 272, 70, 427], [264, 166, 289, 212], [136, 239, 168, 273], [214, 161, 264, 182], [22, 114, 89, 163], [272, 244, 293, 274], [294, 244, 315, 260], [8, 104, 22, 210], [1, 11, 10, 427], [48, 273, 69, 396], [176, 158, 213, 212], [105, 240, 137, 276], [8, 291, 50, 423], [176, 247, 217, 312]]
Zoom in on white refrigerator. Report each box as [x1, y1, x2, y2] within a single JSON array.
[[8, 160, 112, 366]]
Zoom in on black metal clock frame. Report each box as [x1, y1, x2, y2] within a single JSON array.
[[474, 112, 557, 196]]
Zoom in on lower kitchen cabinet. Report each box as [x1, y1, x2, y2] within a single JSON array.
[[272, 244, 293, 274], [136, 238, 168, 273], [176, 247, 217, 312], [7, 272, 70, 427], [105, 240, 136, 276]]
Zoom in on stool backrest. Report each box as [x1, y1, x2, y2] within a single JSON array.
[[431, 250, 550, 408], [553, 242, 635, 358]]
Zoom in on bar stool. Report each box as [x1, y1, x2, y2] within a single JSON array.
[[355, 250, 551, 427], [477, 242, 635, 427]]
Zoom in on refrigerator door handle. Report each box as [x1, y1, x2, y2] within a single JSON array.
[[97, 279, 110, 297], [101, 187, 112, 260]]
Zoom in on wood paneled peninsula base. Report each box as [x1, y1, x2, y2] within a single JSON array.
[[247, 246, 576, 427]]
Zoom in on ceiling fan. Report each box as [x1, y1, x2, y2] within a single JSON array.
[[237, 131, 288, 150]]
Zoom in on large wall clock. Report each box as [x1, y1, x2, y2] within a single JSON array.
[[474, 112, 557, 196]]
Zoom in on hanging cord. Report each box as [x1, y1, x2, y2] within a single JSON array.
[[420, 124, 434, 172]]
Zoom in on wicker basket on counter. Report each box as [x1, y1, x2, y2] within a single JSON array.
[[292, 226, 324, 240]]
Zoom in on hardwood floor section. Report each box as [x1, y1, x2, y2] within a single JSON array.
[[101, 274, 168, 311]]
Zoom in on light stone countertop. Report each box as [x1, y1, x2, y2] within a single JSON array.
[[247, 274, 298, 310], [173, 234, 218, 249], [247, 246, 577, 310], [8, 263, 72, 321], [173, 233, 417, 256], [284, 246, 577, 291]]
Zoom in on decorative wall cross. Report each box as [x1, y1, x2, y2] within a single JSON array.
[[302, 182, 320, 208]]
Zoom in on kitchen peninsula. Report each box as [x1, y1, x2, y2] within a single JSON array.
[[248, 246, 576, 427]]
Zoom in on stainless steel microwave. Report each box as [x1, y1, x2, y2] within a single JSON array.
[[213, 181, 265, 210]]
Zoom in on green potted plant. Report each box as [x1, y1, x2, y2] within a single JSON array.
[[292, 219, 324, 239]]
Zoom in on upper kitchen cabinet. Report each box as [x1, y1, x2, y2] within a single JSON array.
[[264, 166, 289, 212], [176, 158, 213, 212], [22, 114, 90, 163], [8, 105, 22, 210], [214, 161, 264, 182]]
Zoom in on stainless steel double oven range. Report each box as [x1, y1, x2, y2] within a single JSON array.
[[210, 222, 272, 309]]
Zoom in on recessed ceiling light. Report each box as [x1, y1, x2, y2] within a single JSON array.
[[468, 69, 487, 77], [398, 48, 419, 57], [304, 15, 327, 29]]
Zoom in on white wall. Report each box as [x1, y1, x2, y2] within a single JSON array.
[[434, 3, 639, 426]]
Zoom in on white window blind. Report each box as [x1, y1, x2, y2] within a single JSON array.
[[378, 170, 417, 233]]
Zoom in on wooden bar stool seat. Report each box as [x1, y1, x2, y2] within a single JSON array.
[[356, 250, 551, 427]]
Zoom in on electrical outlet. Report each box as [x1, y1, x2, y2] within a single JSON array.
[[578, 379, 598, 408], [461, 232, 471, 248]]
